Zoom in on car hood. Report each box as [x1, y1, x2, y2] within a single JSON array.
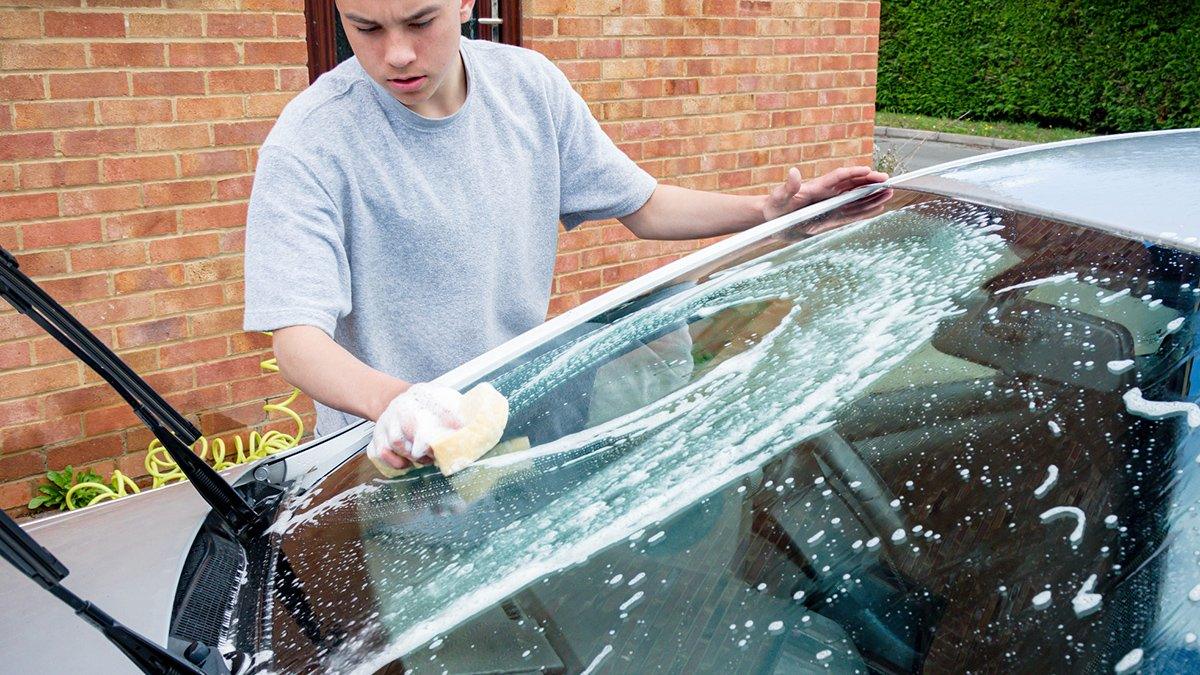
[[0, 479, 214, 674]]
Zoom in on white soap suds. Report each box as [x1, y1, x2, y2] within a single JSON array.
[[1105, 515, 1118, 528], [1189, 583, 1200, 602], [1071, 574, 1102, 618], [1048, 420, 1062, 436], [1123, 388, 1200, 427], [1099, 288, 1131, 305], [891, 528, 907, 543], [1034, 465, 1059, 499], [1032, 590, 1052, 609], [1107, 359, 1135, 374], [816, 649, 832, 661], [619, 591, 644, 611], [767, 620, 785, 635], [581, 645, 613, 675], [1113, 647, 1143, 673], [1166, 317, 1185, 334], [807, 529, 825, 544], [1040, 506, 1086, 544]]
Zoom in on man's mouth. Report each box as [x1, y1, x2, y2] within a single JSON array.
[[387, 75, 427, 93]]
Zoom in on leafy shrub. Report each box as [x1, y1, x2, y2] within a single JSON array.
[[878, 1, 1200, 133], [28, 466, 104, 511]]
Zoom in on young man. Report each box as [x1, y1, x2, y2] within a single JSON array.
[[243, 0, 888, 473]]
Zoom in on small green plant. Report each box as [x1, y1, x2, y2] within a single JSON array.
[[873, 145, 908, 177], [28, 466, 104, 512]]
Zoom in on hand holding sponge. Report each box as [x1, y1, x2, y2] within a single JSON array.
[[368, 382, 509, 478]]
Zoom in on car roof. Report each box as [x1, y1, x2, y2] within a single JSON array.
[[892, 128, 1200, 247]]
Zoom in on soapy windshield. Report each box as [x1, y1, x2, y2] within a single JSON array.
[[245, 190, 1200, 674]]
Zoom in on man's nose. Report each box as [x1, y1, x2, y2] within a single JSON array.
[[385, 34, 416, 69]]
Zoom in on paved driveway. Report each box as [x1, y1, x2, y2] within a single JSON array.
[[874, 126, 1032, 173]]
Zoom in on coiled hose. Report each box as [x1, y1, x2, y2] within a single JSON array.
[[64, 342, 304, 510]]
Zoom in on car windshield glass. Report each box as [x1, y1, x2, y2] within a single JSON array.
[[241, 190, 1200, 674]]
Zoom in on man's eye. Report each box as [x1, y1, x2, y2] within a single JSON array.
[[354, 24, 380, 33], [411, 19, 433, 28]]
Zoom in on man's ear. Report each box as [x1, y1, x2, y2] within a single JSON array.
[[458, 0, 476, 24]]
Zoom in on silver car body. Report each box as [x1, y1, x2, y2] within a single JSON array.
[[1, 128, 1197, 673]]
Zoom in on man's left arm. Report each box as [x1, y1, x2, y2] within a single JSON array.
[[620, 166, 888, 240]]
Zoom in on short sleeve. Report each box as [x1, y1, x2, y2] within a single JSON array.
[[548, 64, 657, 230], [242, 145, 352, 336]]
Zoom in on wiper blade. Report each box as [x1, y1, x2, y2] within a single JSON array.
[[0, 509, 222, 674], [0, 246, 262, 538]]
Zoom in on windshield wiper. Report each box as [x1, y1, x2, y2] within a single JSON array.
[[0, 246, 263, 538]]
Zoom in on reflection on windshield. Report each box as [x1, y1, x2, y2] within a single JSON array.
[[242, 192, 1200, 674]]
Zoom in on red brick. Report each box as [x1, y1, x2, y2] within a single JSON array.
[[179, 149, 246, 177], [0, 132, 55, 162], [0, 364, 81, 402], [207, 13, 273, 37], [142, 367, 196, 395], [12, 100, 94, 131], [155, 284, 224, 315], [274, 14, 307, 38], [72, 295, 155, 327], [102, 155, 178, 183], [0, 167, 14, 192], [13, 250, 67, 276], [83, 404, 140, 436], [69, 241, 148, 272], [96, 98, 173, 125], [216, 175, 253, 200], [149, 233, 220, 262], [114, 264, 185, 293], [231, 375, 291, 403], [59, 128, 137, 157], [0, 341, 31, 370], [0, 312, 42, 341], [18, 160, 100, 190], [0, 42, 88, 70], [208, 68, 276, 94], [48, 72, 129, 99], [40, 273, 109, 303], [45, 11, 126, 37], [165, 384, 231, 415], [196, 354, 267, 386], [177, 95, 245, 121], [115, 316, 189, 349], [128, 12, 203, 37], [137, 124, 212, 151], [229, 332, 271, 352], [22, 217, 101, 248], [244, 41, 308, 65], [105, 210, 178, 239], [246, 92, 298, 117], [0, 193, 59, 222], [213, 120, 274, 146], [160, 335, 229, 367], [181, 202, 247, 231], [132, 70, 206, 96], [0, 75, 44, 101], [59, 185, 142, 216], [144, 179, 213, 207], [168, 41, 240, 67], [279, 67, 308, 91], [46, 434, 124, 470], [0, 452, 45, 482], [0, 399, 40, 427], [90, 42, 165, 67], [190, 307, 242, 337], [0, 10, 40, 39]]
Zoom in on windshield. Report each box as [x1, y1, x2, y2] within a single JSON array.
[[238, 190, 1200, 674]]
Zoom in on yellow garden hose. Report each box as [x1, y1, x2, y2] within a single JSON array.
[[63, 339, 304, 510]]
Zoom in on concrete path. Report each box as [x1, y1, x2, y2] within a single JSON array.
[[874, 126, 1032, 173]]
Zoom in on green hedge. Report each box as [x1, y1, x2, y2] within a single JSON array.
[[878, 1, 1200, 133]]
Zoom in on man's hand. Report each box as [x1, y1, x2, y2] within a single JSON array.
[[369, 383, 465, 472], [762, 166, 889, 222]]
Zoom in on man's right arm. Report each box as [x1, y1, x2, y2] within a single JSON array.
[[272, 325, 408, 422]]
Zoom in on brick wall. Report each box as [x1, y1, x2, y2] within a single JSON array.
[[0, 0, 878, 517]]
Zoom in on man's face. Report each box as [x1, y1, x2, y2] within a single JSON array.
[[336, 0, 474, 117]]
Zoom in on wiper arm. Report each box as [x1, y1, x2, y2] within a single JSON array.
[[0, 246, 262, 538], [0, 509, 228, 674]]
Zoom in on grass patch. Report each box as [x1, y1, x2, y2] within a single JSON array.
[[876, 111, 1092, 144]]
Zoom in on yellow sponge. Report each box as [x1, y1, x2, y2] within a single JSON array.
[[429, 382, 510, 475]]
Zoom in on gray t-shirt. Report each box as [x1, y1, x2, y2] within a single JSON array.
[[243, 39, 657, 435]]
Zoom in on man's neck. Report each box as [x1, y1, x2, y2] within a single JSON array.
[[406, 51, 467, 119]]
